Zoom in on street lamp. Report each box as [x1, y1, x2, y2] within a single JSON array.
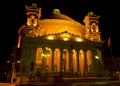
[[11, 62, 15, 84], [42, 47, 50, 76], [95, 56, 99, 59], [7, 60, 20, 84], [7, 60, 16, 84]]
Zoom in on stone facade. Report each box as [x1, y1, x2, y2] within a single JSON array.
[[17, 3, 105, 77]]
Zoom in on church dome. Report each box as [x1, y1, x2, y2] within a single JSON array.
[[45, 9, 75, 21], [39, 9, 86, 37]]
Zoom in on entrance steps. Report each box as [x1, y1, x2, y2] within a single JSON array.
[[15, 76, 115, 86]]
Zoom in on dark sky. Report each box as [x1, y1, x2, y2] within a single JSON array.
[[0, 0, 120, 62]]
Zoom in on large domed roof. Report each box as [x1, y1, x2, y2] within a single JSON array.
[[39, 9, 85, 37], [45, 9, 75, 21]]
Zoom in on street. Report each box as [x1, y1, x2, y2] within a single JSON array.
[[1, 77, 120, 86], [15, 80, 120, 86]]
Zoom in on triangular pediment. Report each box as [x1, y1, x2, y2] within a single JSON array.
[[42, 31, 85, 42]]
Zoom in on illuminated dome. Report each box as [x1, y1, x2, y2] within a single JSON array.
[[17, 5, 104, 79], [46, 9, 75, 21], [39, 9, 85, 37]]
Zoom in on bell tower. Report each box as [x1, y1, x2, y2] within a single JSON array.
[[26, 3, 41, 26], [25, 3, 41, 37], [83, 12, 101, 42]]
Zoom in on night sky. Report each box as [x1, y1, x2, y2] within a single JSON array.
[[0, 0, 120, 63]]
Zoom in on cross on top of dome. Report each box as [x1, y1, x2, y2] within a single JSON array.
[[52, 9, 61, 14], [88, 11, 94, 15], [32, 3, 37, 7]]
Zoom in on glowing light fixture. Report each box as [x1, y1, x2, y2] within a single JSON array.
[[48, 35, 54, 40], [7, 60, 10, 63], [17, 60, 20, 63], [42, 53, 50, 58], [27, 23, 31, 25], [63, 37, 68, 41], [76, 37, 82, 42], [45, 47, 48, 49], [42, 47, 50, 58], [47, 54, 50, 57], [95, 56, 99, 59], [33, 24, 37, 26]]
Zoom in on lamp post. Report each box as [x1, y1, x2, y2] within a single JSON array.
[[7, 60, 16, 84], [10, 60, 20, 84], [11, 62, 15, 83], [42, 47, 50, 76], [10, 46, 17, 84]]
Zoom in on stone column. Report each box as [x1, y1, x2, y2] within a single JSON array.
[[84, 50, 88, 76], [41, 48, 46, 76], [76, 50, 80, 75], [51, 48, 55, 75], [31, 47, 36, 72], [68, 49, 73, 73], [60, 48, 63, 73]]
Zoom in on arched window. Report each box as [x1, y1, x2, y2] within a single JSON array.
[[45, 48, 52, 72], [79, 50, 85, 76], [72, 49, 77, 73], [54, 48, 60, 72], [86, 50, 92, 73], [36, 48, 43, 65], [63, 49, 69, 72]]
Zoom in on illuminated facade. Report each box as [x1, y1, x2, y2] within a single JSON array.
[[18, 3, 104, 77]]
